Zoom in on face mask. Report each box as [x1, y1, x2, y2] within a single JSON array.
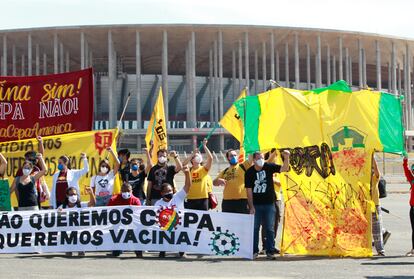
[[100, 166, 109, 174], [193, 154, 203, 164], [68, 195, 78, 204], [158, 156, 167, 164], [229, 156, 238, 165], [58, 163, 65, 171], [255, 158, 265, 168], [122, 192, 131, 199], [131, 164, 139, 171], [23, 168, 32, 176], [162, 193, 173, 200]]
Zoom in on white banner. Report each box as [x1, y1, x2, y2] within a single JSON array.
[[0, 206, 254, 259]]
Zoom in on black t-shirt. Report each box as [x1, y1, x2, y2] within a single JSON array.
[[147, 164, 177, 199], [127, 171, 147, 200], [17, 176, 38, 208], [119, 163, 130, 182], [245, 162, 281, 205]]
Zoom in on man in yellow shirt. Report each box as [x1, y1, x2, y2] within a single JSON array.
[[213, 149, 252, 213]]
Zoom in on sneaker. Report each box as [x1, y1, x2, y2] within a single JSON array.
[[406, 249, 414, 257], [178, 252, 187, 259], [159, 251, 166, 258], [65, 252, 72, 257], [383, 231, 391, 245], [78, 252, 85, 257], [259, 250, 266, 255], [135, 251, 143, 258], [377, 251, 385, 256], [253, 253, 259, 260], [274, 248, 280, 254], [266, 253, 276, 260]]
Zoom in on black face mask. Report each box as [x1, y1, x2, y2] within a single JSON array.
[[162, 193, 173, 200]]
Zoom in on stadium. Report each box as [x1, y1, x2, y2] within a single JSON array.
[[0, 24, 412, 152]]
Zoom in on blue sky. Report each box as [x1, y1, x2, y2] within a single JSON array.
[[1, 0, 413, 39]]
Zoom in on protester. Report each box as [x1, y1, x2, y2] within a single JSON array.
[[0, 152, 6, 178], [90, 147, 120, 206], [125, 148, 153, 205], [213, 149, 252, 214], [182, 139, 213, 211], [50, 153, 89, 209], [155, 165, 191, 258], [402, 156, 414, 256], [107, 182, 142, 257], [118, 149, 131, 181], [10, 153, 46, 211], [245, 150, 290, 260], [146, 149, 182, 206]]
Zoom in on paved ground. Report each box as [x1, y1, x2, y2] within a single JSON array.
[[1, 182, 414, 279]]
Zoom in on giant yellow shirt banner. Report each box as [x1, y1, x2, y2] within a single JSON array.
[[0, 129, 119, 207], [230, 81, 405, 257]]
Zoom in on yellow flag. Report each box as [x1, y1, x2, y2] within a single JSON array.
[[220, 89, 246, 143], [145, 88, 168, 164]]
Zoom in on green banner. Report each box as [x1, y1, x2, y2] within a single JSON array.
[[0, 179, 11, 211]]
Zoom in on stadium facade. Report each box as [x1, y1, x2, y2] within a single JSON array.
[[0, 24, 413, 152]]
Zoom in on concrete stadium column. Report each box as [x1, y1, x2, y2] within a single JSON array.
[[349, 56, 353, 86], [135, 31, 142, 129], [43, 53, 47, 75], [316, 35, 322, 88], [238, 40, 243, 92], [376, 41, 381, 91], [80, 31, 85, 69], [162, 30, 169, 124], [294, 34, 299, 89], [21, 55, 25, 76], [89, 51, 93, 68], [398, 62, 402, 94], [185, 44, 189, 122], [358, 39, 362, 88], [209, 48, 214, 122], [345, 48, 350, 83], [66, 51, 70, 72], [362, 48, 367, 87], [2, 35, 7, 75], [285, 42, 289, 87], [190, 31, 197, 127], [262, 41, 267, 91], [59, 42, 64, 73], [388, 62, 391, 92], [232, 49, 236, 99], [244, 32, 249, 93], [54, 33, 58, 74], [254, 49, 258, 93], [214, 40, 218, 122], [392, 41, 397, 94], [85, 41, 89, 68], [270, 33, 275, 81], [218, 31, 223, 119], [28, 34, 32, 75], [326, 45, 331, 85], [338, 37, 343, 80], [306, 44, 310, 90], [333, 55, 336, 83], [35, 44, 40, 75], [406, 44, 412, 129], [276, 49, 280, 82], [108, 30, 115, 128], [12, 44, 16, 76]]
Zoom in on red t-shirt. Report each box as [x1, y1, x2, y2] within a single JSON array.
[[107, 194, 141, 206], [403, 158, 414, 207]]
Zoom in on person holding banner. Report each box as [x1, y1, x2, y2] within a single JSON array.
[[146, 150, 182, 206], [245, 150, 290, 260], [90, 147, 120, 206], [10, 153, 46, 211], [0, 152, 6, 178], [118, 149, 131, 182], [50, 153, 89, 209], [213, 149, 252, 214], [182, 139, 213, 211], [126, 148, 153, 205]]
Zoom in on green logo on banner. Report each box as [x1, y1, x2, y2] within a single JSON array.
[[330, 126, 366, 152], [0, 179, 11, 211]]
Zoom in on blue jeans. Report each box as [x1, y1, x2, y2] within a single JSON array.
[[253, 203, 276, 254]]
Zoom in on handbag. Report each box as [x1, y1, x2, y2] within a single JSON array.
[[378, 177, 387, 199], [208, 192, 218, 209]]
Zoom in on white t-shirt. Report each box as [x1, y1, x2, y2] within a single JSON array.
[[154, 188, 187, 209], [91, 170, 116, 197], [57, 202, 89, 210]]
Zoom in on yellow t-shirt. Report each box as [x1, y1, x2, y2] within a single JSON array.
[[187, 166, 210, 199], [274, 175, 282, 201], [371, 173, 380, 206], [217, 161, 250, 200]]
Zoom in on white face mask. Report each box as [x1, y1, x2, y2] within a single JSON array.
[[158, 156, 167, 164], [193, 154, 203, 164], [22, 168, 32, 176], [100, 166, 109, 174], [122, 192, 131, 199], [68, 195, 78, 204], [255, 158, 265, 168]]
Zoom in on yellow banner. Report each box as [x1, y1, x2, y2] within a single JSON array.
[[145, 88, 167, 164], [0, 129, 120, 207]]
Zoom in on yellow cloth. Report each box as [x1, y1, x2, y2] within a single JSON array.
[[217, 161, 250, 200], [219, 89, 246, 143], [371, 173, 380, 206], [187, 166, 210, 199], [274, 176, 281, 201]]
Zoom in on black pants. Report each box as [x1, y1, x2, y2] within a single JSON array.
[[410, 207, 414, 249], [185, 198, 209, 211], [222, 199, 249, 214]]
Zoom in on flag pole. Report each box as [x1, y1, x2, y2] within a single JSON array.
[[198, 123, 219, 151], [116, 91, 132, 148]]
